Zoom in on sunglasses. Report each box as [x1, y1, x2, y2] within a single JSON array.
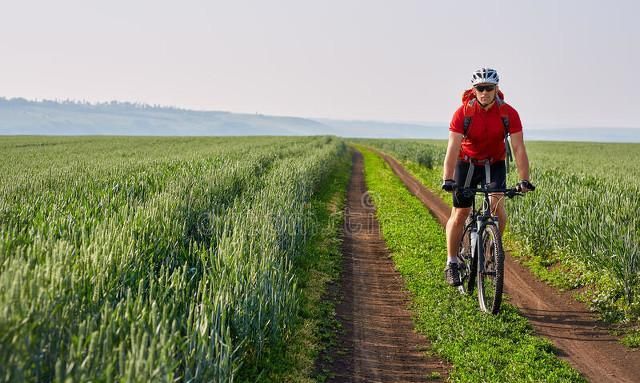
[[474, 85, 496, 92]]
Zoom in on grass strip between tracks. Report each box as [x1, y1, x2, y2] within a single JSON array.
[[357, 146, 584, 382], [262, 148, 351, 382], [394, 156, 640, 347]]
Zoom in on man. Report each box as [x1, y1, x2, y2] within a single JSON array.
[[441, 68, 534, 286]]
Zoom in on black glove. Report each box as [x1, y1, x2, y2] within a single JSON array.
[[442, 179, 456, 192], [516, 179, 535, 192]]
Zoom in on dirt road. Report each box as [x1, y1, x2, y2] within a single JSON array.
[[379, 150, 640, 383], [325, 151, 449, 383]]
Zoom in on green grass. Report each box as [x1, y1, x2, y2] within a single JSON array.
[[263, 147, 351, 382], [357, 145, 584, 382], [0, 136, 348, 382], [622, 329, 640, 348]]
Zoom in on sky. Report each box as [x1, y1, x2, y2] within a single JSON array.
[[2, 0, 639, 129]]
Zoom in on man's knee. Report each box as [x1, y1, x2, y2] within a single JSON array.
[[450, 208, 470, 226]]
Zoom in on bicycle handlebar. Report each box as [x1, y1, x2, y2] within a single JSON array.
[[456, 185, 530, 199]]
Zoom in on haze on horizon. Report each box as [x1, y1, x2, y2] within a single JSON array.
[[1, 0, 639, 129]]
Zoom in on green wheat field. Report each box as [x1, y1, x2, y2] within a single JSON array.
[[1, 136, 638, 382]]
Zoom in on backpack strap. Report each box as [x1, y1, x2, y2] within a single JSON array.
[[495, 96, 513, 172], [463, 99, 476, 138], [495, 95, 509, 130]]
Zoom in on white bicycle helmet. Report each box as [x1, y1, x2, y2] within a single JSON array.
[[471, 68, 499, 85]]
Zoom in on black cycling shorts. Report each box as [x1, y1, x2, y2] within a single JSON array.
[[452, 160, 506, 208]]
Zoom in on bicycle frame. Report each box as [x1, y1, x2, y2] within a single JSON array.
[[458, 185, 521, 313], [466, 187, 508, 278]]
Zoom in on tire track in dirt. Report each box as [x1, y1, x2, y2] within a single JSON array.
[[326, 150, 449, 383], [377, 149, 640, 383]]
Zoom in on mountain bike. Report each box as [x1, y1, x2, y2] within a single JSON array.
[[455, 184, 534, 314]]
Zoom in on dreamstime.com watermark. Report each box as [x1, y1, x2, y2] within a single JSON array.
[[185, 191, 383, 241], [343, 191, 379, 236]]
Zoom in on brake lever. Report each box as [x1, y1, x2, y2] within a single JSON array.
[[516, 182, 536, 192]]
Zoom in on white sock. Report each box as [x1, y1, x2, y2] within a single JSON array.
[[447, 256, 458, 265]]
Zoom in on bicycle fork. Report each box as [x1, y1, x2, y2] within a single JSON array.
[[473, 216, 498, 277]]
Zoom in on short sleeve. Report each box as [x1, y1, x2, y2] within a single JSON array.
[[449, 106, 465, 134], [508, 107, 523, 134]]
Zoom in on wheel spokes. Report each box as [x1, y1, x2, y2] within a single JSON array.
[[478, 227, 502, 314]]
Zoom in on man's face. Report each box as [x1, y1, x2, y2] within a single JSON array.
[[473, 83, 497, 105]]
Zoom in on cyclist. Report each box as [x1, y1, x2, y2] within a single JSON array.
[[441, 68, 534, 286]]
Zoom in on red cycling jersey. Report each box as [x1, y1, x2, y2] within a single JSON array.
[[449, 98, 523, 162]]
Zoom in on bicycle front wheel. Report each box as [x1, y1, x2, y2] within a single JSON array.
[[477, 224, 505, 314]]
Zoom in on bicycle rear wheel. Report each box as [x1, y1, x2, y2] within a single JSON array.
[[477, 224, 504, 314], [456, 217, 476, 295]]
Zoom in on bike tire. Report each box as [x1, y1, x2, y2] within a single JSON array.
[[477, 224, 504, 314], [456, 217, 476, 295]]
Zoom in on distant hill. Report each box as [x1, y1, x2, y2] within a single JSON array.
[[0, 98, 446, 138], [1, 98, 638, 142], [523, 127, 640, 143], [315, 118, 445, 139], [0, 98, 335, 136]]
